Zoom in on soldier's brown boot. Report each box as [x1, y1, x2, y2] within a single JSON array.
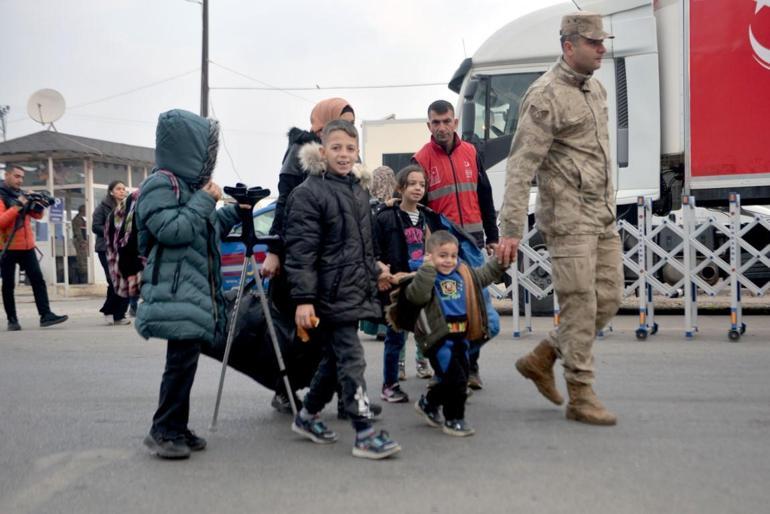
[[565, 381, 617, 426], [515, 340, 564, 405]]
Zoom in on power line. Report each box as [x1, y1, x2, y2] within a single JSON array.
[[7, 68, 200, 125], [209, 98, 241, 181], [210, 58, 445, 92], [68, 112, 284, 136], [211, 81, 446, 91], [209, 61, 315, 104], [69, 68, 200, 109]]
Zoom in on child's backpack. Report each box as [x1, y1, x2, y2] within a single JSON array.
[[105, 170, 179, 298], [385, 274, 419, 332]]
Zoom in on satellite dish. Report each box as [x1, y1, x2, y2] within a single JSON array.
[[27, 89, 66, 127]]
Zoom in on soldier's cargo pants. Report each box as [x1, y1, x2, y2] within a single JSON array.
[[544, 229, 623, 385]]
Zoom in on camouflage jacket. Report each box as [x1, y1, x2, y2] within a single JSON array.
[[499, 58, 616, 239]]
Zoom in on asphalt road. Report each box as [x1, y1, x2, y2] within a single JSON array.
[[1, 298, 769, 514]]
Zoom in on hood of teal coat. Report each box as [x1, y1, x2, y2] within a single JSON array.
[[154, 109, 218, 188]]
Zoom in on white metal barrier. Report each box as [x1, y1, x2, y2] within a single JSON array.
[[496, 194, 769, 342]]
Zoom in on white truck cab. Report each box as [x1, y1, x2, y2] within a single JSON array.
[[451, 0, 770, 215]]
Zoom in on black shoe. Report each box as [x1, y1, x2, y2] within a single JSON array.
[[414, 395, 442, 428], [40, 312, 68, 328], [143, 432, 191, 459], [271, 392, 301, 415], [183, 430, 207, 452], [7, 320, 21, 331], [338, 400, 383, 420]]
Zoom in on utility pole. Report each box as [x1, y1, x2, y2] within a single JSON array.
[[0, 105, 9, 142], [200, 0, 209, 117]]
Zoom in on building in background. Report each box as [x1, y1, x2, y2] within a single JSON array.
[[361, 117, 425, 174], [0, 131, 154, 291]]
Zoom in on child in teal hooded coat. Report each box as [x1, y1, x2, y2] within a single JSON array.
[[137, 109, 241, 460]]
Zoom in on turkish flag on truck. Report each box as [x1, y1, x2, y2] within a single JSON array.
[[690, 0, 770, 179]]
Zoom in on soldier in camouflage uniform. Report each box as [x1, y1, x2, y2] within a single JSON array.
[[496, 12, 622, 426]]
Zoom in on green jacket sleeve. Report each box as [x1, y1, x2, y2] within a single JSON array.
[[139, 175, 215, 247], [215, 204, 240, 240], [405, 263, 437, 307], [472, 259, 507, 289]]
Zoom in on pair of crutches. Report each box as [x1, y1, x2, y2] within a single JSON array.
[[210, 184, 298, 431]]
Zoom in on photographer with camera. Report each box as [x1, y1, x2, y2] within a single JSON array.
[[0, 165, 68, 331]]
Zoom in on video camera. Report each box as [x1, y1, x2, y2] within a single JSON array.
[[24, 190, 55, 213]]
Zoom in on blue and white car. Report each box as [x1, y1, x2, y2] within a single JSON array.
[[220, 202, 276, 291]]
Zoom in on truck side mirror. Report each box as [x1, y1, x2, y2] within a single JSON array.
[[461, 78, 480, 142]]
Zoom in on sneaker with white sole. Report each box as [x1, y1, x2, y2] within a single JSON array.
[[113, 318, 131, 326], [352, 430, 401, 460], [442, 418, 475, 437], [291, 414, 338, 444]]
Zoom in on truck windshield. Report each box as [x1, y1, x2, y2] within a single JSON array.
[[471, 72, 542, 142]]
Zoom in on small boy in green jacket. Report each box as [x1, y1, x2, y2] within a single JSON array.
[[394, 230, 505, 436]]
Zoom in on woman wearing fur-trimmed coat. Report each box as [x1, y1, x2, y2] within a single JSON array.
[[261, 98, 356, 279]]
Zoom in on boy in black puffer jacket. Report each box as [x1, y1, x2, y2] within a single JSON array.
[[284, 119, 400, 460]]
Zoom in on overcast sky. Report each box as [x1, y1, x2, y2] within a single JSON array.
[[2, 0, 563, 192]]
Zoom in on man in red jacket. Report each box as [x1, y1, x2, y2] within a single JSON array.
[[413, 100, 499, 390], [1, 165, 68, 331]]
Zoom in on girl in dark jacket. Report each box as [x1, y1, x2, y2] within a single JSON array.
[[374, 165, 441, 402], [92, 180, 129, 325]]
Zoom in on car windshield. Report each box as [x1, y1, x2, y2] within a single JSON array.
[[228, 208, 275, 238]]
